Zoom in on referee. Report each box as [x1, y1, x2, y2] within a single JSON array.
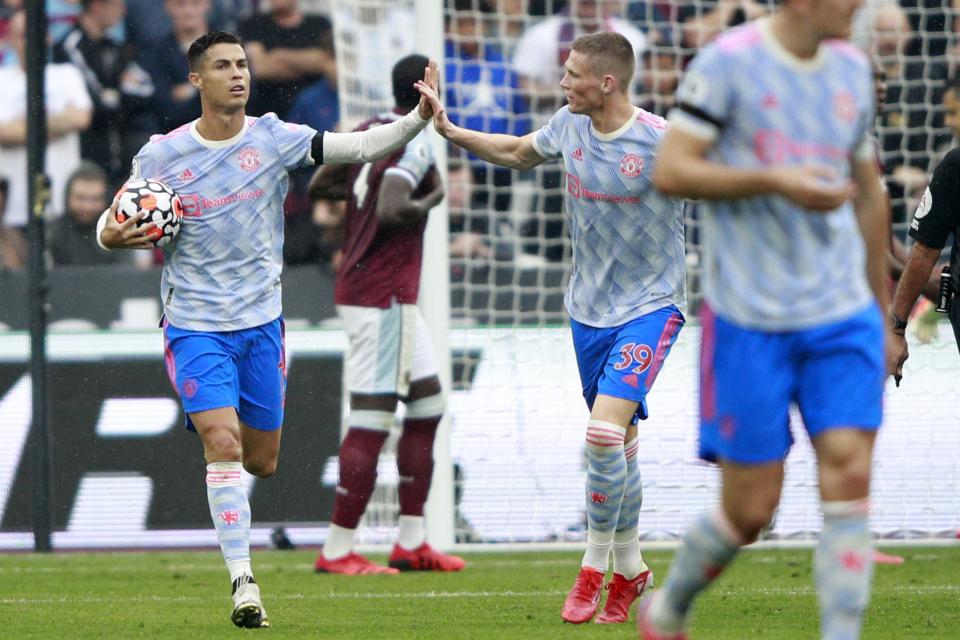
[[889, 147, 960, 380]]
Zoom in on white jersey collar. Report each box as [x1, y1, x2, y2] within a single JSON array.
[[591, 106, 641, 142], [758, 17, 826, 73], [189, 117, 251, 149]]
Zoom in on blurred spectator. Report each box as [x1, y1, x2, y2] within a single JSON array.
[[871, 3, 947, 222], [638, 36, 681, 117], [939, 75, 960, 151], [0, 1, 20, 66], [448, 156, 493, 260], [53, 0, 155, 184], [286, 75, 339, 134], [140, 0, 208, 132], [48, 0, 82, 45], [850, 0, 896, 52], [492, 0, 528, 58], [125, 0, 233, 51], [49, 161, 129, 265], [0, 10, 91, 230], [677, 0, 768, 50], [281, 7, 341, 267], [512, 0, 647, 118], [0, 177, 26, 271], [511, 1, 646, 264], [238, 0, 335, 119], [447, 0, 529, 238]]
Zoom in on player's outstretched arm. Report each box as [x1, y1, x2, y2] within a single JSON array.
[[376, 171, 444, 226], [654, 127, 856, 211], [96, 200, 157, 250], [415, 77, 544, 171], [321, 60, 440, 165]]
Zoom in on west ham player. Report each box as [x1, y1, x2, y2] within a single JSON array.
[[641, 1, 890, 638], [308, 54, 465, 576], [96, 32, 439, 628], [416, 32, 686, 624]]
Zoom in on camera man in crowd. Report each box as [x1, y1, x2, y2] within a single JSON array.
[[889, 148, 960, 381]]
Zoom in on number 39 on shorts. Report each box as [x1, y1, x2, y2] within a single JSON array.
[[614, 342, 653, 374]]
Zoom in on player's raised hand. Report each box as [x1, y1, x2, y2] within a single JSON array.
[[415, 76, 452, 138], [99, 199, 158, 250], [774, 165, 858, 212], [416, 59, 440, 120]]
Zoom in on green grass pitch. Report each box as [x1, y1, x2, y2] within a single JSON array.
[[2, 546, 958, 638]]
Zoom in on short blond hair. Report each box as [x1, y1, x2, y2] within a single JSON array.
[[570, 32, 635, 91]]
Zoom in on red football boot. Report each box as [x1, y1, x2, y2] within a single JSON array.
[[594, 568, 653, 624], [314, 551, 399, 575], [388, 542, 466, 572], [561, 567, 605, 624], [638, 594, 689, 640]]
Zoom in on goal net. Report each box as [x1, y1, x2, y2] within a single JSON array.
[[332, 0, 960, 545]]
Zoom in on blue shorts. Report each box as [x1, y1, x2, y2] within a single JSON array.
[[163, 317, 287, 432], [571, 305, 685, 424], [699, 303, 884, 465]]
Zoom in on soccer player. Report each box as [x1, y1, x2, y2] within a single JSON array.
[[416, 31, 686, 624], [96, 31, 439, 628], [639, 1, 890, 639], [308, 53, 465, 576]]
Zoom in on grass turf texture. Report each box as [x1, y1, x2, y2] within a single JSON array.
[[2, 547, 958, 639]]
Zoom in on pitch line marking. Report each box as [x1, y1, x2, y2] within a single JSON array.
[[3, 584, 960, 606]]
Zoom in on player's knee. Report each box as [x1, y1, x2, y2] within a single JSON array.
[[405, 392, 446, 420], [584, 419, 627, 451], [203, 428, 243, 463], [243, 456, 277, 479], [729, 497, 778, 542], [820, 447, 872, 498]]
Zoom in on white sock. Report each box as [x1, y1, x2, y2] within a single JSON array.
[[581, 528, 615, 572], [226, 559, 252, 583], [612, 526, 647, 579], [397, 515, 426, 550], [323, 523, 357, 560]]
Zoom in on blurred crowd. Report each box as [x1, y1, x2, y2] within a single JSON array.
[[0, 0, 956, 314]]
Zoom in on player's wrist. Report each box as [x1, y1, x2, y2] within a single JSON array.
[[410, 107, 428, 125], [889, 313, 908, 333], [95, 207, 113, 251]]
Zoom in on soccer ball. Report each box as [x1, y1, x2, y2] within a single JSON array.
[[115, 178, 183, 247]]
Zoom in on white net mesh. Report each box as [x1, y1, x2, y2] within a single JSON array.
[[332, 1, 960, 543]]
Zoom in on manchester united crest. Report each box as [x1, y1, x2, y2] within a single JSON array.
[[619, 153, 644, 178], [833, 92, 857, 124], [238, 146, 261, 172]]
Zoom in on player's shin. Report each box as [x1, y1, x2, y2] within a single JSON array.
[[612, 436, 646, 579], [649, 507, 744, 634], [815, 499, 873, 640], [582, 420, 628, 572], [206, 462, 253, 582], [396, 393, 442, 550], [326, 414, 392, 559]]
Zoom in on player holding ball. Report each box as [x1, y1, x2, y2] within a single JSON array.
[[97, 31, 440, 629]]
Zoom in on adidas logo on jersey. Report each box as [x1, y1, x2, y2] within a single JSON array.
[[178, 168, 195, 181], [571, 148, 584, 161]]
